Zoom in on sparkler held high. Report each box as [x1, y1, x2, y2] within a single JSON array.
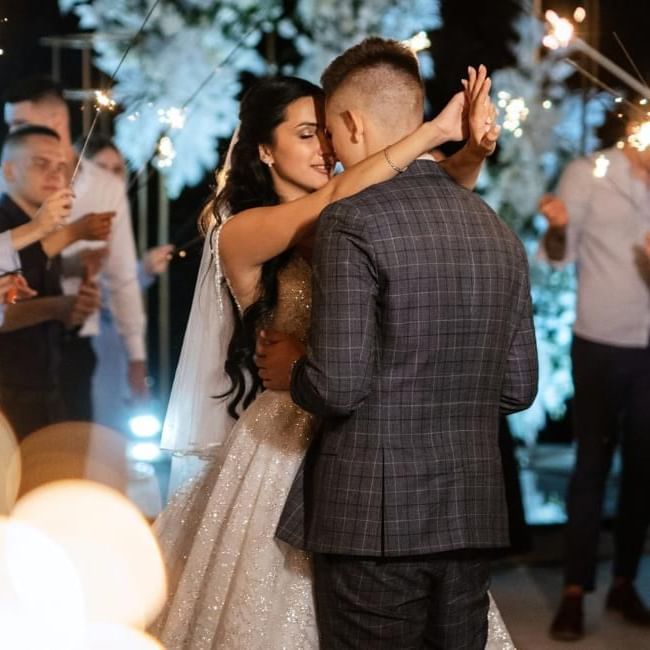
[[543, 10, 650, 102]]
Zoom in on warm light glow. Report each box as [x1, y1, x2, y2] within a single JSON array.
[[157, 106, 186, 130], [593, 154, 610, 178], [85, 624, 164, 649], [0, 412, 20, 515], [12, 480, 167, 629], [94, 91, 117, 111], [0, 517, 86, 650], [18, 422, 128, 497], [628, 120, 650, 152], [573, 7, 587, 23], [402, 31, 431, 53], [543, 10, 575, 50]]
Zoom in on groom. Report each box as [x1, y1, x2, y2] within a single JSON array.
[[261, 38, 538, 648]]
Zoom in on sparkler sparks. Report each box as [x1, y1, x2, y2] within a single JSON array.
[[94, 90, 117, 111], [628, 121, 650, 152], [497, 92, 530, 133], [543, 10, 574, 50]]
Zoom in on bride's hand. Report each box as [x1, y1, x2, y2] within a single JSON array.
[[461, 65, 500, 158], [427, 91, 468, 145]]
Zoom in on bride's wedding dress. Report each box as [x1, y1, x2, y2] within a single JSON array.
[[151, 252, 515, 649]]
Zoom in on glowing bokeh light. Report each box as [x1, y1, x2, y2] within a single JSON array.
[[86, 623, 164, 649], [0, 517, 85, 650], [129, 414, 162, 438], [592, 154, 610, 178], [0, 411, 20, 514], [573, 7, 587, 23], [12, 480, 167, 629], [156, 136, 176, 169], [543, 10, 575, 50], [157, 106, 186, 130], [18, 422, 128, 498]]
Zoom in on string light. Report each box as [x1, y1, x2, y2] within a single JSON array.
[[402, 31, 431, 53], [497, 92, 530, 133], [157, 107, 186, 130], [155, 136, 176, 169], [593, 154, 610, 178]]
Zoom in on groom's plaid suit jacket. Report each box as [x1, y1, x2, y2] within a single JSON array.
[[276, 160, 538, 556]]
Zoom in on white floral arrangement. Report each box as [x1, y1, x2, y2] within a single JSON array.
[[59, 0, 440, 197]]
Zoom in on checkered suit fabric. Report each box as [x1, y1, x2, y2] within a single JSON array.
[[277, 160, 538, 556]]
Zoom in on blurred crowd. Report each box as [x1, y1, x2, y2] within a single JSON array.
[[0, 77, 172, 444]]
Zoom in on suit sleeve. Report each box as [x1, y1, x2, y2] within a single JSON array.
[[291, 202, 378, 418], [500, 246, 538, 415]]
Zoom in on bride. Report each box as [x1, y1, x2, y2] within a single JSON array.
[[152, 67, 514, 648]]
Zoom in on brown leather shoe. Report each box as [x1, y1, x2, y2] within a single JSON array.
[[606, 582, 650, 625], [549, 594, 584, 641]]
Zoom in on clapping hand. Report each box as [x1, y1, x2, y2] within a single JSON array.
[[255, 330, 305, 391], [461, 65, 500, 158]]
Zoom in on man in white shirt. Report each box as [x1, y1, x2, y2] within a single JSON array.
[[4, 77, 148, 420], [541, 112, 650, 641]]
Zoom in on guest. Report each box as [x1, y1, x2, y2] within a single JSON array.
[[80, 134, 173, 431], [0, 125, 100, 439], [542, 109, 650, 641], [3, 77, 148, 422]]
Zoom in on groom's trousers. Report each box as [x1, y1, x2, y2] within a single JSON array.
[[312, 550, 489, 650]]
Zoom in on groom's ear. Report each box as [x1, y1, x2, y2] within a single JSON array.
[[342, 109, 364, 144]]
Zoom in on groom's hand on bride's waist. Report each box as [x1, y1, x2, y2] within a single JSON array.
[[255, 329, 306, 391]]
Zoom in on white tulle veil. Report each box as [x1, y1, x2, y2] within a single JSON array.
[[161, 128, 241, 490]]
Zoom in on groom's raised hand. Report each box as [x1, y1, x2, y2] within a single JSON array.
[[255, 329, 306, 391]]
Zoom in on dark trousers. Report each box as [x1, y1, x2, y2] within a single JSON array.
[[0, 385, 66, 441], [313, 552, 489, 650], [60, 336, 96, 422], [565, 335, 650, 590]]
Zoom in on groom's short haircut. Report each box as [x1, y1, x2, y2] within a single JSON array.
[[321, 38, 424, 134]]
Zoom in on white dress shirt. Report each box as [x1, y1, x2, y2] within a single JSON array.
[[63, 158, 146, 361], [0, 230, 20, 327], [548, 147, 650, 347]]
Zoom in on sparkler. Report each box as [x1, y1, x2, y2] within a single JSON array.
[[543, 10, 650, 102], [71, 0, 163, 184]]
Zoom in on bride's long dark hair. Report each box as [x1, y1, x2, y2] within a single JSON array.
[[210, 76, 325, 418]]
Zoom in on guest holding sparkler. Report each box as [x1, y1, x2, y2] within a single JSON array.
[[0, 125, 100, 439], [541, 107, 650, 641], [3, 77, 148, 423]]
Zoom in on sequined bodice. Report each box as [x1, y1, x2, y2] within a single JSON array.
[[268, 254, 312, 343]]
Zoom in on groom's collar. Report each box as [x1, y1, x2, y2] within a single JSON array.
[[401, 156, 445, 178]]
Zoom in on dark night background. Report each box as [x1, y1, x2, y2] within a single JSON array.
[[2, 0, 649, 415]]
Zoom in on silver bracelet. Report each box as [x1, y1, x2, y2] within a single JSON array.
[[384, 147, 408, 173]]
